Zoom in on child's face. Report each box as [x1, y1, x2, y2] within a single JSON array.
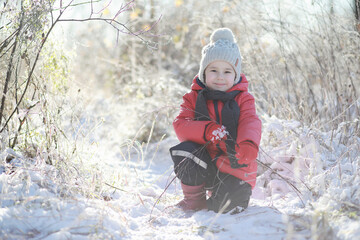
[[204, 61, 236, 92]]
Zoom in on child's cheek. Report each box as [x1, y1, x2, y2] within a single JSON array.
[[207, 72, 215, 78]]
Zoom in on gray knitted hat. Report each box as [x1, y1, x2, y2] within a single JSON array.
[[198, 28, 242, 83]]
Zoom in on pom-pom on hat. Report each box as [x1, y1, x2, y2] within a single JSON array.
[[198, 28, 242, 84]]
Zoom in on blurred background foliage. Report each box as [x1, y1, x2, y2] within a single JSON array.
[[67, 0, 359, 143], [1, 0, 359, 151]]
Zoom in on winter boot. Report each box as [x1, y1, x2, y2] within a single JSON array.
[[176, 182, 207, 211]]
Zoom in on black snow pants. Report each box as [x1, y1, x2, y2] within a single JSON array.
[[170, 141, 252, 213]]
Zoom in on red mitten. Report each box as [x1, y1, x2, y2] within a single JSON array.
[[205, 122, 228, 144], [236, 142, 258, 164]]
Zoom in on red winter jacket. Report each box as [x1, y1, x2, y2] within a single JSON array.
[[173, 74, 262, 188]]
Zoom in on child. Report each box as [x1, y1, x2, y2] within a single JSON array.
[[170, 28, 262, 213]]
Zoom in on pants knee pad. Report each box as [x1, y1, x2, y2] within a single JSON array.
[[170, 141, 211, 186]]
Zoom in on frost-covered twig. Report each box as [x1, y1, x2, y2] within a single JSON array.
[[149, 175, 177, 221], [104, 182, 131, 193]]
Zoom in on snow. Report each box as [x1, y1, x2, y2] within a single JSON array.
[[1, 115, 359, 239]]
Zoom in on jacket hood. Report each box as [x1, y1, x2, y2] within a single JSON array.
[[190, 73, 249, 92]]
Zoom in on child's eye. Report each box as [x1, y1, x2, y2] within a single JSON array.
[[210, 70, 217, 72]]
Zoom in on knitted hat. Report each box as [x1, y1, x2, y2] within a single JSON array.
[[198, 28, 242, 83]]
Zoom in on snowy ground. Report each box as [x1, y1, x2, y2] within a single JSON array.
[[0, 114, 359, 239]]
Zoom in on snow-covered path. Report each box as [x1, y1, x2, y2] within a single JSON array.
[[104, 138, 296, 240], [0, 138, 297, 240]]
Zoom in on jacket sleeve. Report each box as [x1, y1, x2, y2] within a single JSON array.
[[236, 92, 262, 147], [173, 92, 212, 144]]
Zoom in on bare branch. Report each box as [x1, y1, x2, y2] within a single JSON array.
[[0, 27, 19, 54], [90, 0, 94, 17], [57, 16, 160, 44], [89, 0, 114, 16], [112, 0, 135, 21], [0, 3, 25, 127]]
